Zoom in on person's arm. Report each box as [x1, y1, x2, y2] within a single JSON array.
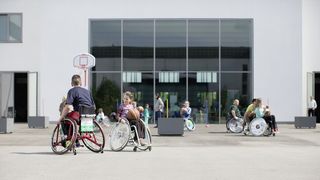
[[231, 110, 238, 119], [314, 100, 317, 110], [57, 104, 73, 123]]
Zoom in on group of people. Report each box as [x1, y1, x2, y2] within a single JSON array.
[[226, 98, 278, 135]]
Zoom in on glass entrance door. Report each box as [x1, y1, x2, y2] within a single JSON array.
[[0, 72, 14, 120]]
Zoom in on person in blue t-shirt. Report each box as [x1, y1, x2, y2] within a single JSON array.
[[58, 74, 95, 123]]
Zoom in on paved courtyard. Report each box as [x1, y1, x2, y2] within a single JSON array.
[[0, 123, 320, 180]]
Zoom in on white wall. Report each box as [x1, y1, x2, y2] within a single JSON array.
[[302, 0, 320, 114], [0, 0, 303, 122]]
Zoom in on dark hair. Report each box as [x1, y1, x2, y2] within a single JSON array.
[[251, 98, 257, 103], [71, 74, 81, 86]]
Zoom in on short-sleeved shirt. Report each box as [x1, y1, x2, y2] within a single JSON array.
[[66, 86, 95, 112], [117, 104, 134, 118], [254, 107, 265, 118], [245, 104, 255, 114], [227, 105, 241, 119]]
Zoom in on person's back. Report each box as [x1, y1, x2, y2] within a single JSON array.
[[66, 86, 95, 112]]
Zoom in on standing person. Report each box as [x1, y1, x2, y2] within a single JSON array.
[[308, 96, 317, 117], [226, 99, 242, 132], [143, 104, 150, 125], [154, 93, 164, 128]]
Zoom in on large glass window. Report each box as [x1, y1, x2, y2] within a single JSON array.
[[0, 14, 22, 43], [156, 20, 186, 71], [91, 73, 121, 113], [123, 20, 154, 71], [90, 19, 253, 124], [188, 20, 219, 71], [221, 19, 252, 71], [90, 20, 121, 71]]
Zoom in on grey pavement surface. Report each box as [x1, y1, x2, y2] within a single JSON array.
[[0, 123, 320, 180]]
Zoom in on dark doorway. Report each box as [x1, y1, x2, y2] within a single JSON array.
[[315, 73, 320, 123], [14, 73, 28, 123]]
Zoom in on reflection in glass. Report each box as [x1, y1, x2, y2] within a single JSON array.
[[156, 72, 186, 118], [221, 20, 252, 71], [156, 20, 186, 71], [220, 73, 252, 121], [123, 73, 154, 116], [188, 72, 219, 124], [123, 20, 154, 71], [91, 73, 121, 113], [188, 20, 219, 71], [90, 20, 121, 71]]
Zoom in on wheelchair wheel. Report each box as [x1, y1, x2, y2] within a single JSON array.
[[249, 118, 267, 136], [185, 119, 195, 131], [263, 126, 272, 136], [81, 120, 105, 153], [227, 118, 244, 133], [136, 124, 152, 151], [51, 118, 77, 155], [110, 119, 130, 151]]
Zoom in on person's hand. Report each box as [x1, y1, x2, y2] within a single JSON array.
[[234, 117, 239, 120]]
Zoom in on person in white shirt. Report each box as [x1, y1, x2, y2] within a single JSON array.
[[308, 96, 317, 117], [154, 93, 164, 128]]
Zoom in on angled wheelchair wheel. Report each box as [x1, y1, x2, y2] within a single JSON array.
[[185, 119, 195, 131], [81, 120, 105, 153], [110, 119, 130, 151], [51, 118, 77, 155], [227, 118, 244, 133], [136, 122, 152, 151], [263, 126, 272, 136], [249, 118, 267, 136]]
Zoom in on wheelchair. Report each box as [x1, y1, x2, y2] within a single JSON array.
[[109, 118, 152, 152], [243, 117, 272, 136], [184, 118, 196, 131], [51, 106, 105, 155], [227, 118, 245, 133]]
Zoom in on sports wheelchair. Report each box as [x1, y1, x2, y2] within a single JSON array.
[[109, 118, 152, 152], [184, 118, 196, 131], [227, 118, 245, 133], [243, 117, 273, 136], [51, 106, 105, 155]]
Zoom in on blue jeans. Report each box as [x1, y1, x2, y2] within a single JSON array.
[[155, 111, 162, 125]]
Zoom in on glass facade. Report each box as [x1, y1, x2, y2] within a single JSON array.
[[90, 19, 253, 124]]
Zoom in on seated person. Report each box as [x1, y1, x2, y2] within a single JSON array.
[[254, 99, 278, 135], [117, 91, 145, 145], [243, 98, 258, 131], [226, 99, 242, 131], [58, 74, 96, 147], [180, 101, 192, 121]]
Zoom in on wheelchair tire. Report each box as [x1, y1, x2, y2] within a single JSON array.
[[227, 118, 244, 133], [110, 119, 130, 151], [51, 118, 77, 155], [136, 126, 152, 151], [249, 118, 268, 136], [81, 120, 105, 153], [263, 126, 272, 136], [185, 119, 195, 131]]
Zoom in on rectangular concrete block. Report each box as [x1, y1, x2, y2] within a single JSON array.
[[0, 117, 14, 133], [294, 116, 316, 128], [28, 116, 49, 128], [158, 118, 184, 135]]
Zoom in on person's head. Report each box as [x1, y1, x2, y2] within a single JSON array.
[[123, 91, 133, 105], [155, 93, 160, 99], [98, 108, 103, 113], [145, 103, 149, 108], [251, 98, 257, 103], [71, 74, 81, 86], [233, 99, 239, 106], [137, 106, 144, 113], [184, 101, 190, 108], [255, 98, 262, 107]]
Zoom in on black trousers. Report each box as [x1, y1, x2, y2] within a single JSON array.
[[264, 115, 277, 130], [308, 108, 315, 117]]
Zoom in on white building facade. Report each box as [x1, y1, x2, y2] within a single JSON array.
[[0, 0, 320, 123]]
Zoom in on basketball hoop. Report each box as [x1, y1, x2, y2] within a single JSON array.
[[73, 53, 96, 88]]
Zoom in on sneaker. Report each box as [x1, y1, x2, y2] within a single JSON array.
[[75, 140, 81, 148]]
